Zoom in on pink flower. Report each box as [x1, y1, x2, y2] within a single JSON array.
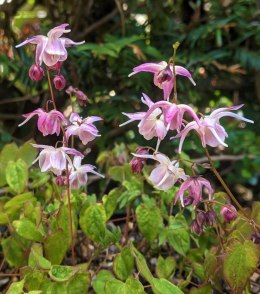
[[53, 74, 66, 91], [129, 61, 196, 100], [175, 105, 254, 153], [66, 113, 102, 145], [132, 152, 187, 191], [69, 156, 104, 189], [29, 64, 44, 81], [140, 100, 200, 132], [120, 93, 168, 140], [221, 204, 237, 223], [19, 108, 67, 136], [175, 176, 214, 207], [16, 24, 85, 67], [32, 144, 83, 176]]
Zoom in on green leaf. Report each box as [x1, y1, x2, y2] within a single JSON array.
[[108, 164, 132, 182], [13, 218, 44, 242], [44, 229, 69, 265], [29, 243, 51, 269], [24, 270, 45, 292], [136, 203, 162, 243], [189, 285, 212, 293], [103, 188, 118, 220], [16, 140, 37, 166], [155, 256, 176, 279], [49, 265, 77, 282], [1, 236, 27, 267], [152, 278, 184, 294], [105, 277, 145, 294], [113, 247, 134, 281], [92, 270, 115, 294], [130, 244, 153, 284], [6, 159, 28, 194], [4, 192, 34, 210], [79, 204, 107, 243], [167, 214, 190, 256], [0, 142, 18, 186], [223, 240, 259, 293], [67, 272, 90, 294], [6, 279, 24, 294]]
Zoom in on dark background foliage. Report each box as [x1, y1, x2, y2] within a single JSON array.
[[0, 0, 259, 201]]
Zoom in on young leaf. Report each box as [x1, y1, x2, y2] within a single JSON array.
[[105, 277, 145, 294], [28, 243, 51, 269], [49, 265, 77, 282], [16, 140, 37, 166], [136, 203, 162, 243], [0, 142, 18, 186], [223, 240, 259, 293], [151, 278, 184, 294], [155, 256, 176, 279], [103, 188, 118, 220], [13, 218, 44, 242], [6, 159, 28, 194], [79, 204, 107, 243], [113, 247, 134, 281], [67, 272, 91, 294], [92, 270, 115, 294], [6, 279, 24, 294]]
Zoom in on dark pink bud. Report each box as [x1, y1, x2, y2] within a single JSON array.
[[55, 175, 66, 186], [130, 147, 149, 174], [221, 204, 237, 223], [53, 74, 66, 91], [75, 90, 89, 106], [191, 220, 203, 235], [196, 211, 206, 226], [29, 64, 44, 81], [205, 210, 217, 226], [183, 196, 194, 207], [48, 61, 63, 71], [251, 232, 260, 244]]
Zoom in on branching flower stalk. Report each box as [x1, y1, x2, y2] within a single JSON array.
[[16, 24, 104, 265]]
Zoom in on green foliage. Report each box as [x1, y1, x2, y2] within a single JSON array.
[[155, 256, 176, 279], [113, 247, 134, 281]]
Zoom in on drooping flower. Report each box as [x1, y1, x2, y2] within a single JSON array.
[[139, 100, 200, 132], [130, 147, 149, 173], [221, 204, 237, 223], [19, 108, 67, 136], [53, 74, 66, 91], [69, 156, 104, 189], [132, 152, 187, 191], [175, 176, 214, 207], [174, 104, 254, 153], [66, 86, 89, 106], [65, 113, 102, 145], [29, 64, 44, 81], [16, 23, 85, 67], [129, 61, 196, 100], [120, 93, 168, 141], [32, 144, 83, 175]]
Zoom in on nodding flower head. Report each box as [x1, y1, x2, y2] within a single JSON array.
[[53, 74, 66, 91], [16, 23, 85, 67], [130, 147, 149, 174], [221, 204, 237, 223], [175, 176, 214, 207], [129, 61, 196, 100], [29, 64, 44, 81], [19, 108, 67, 136], [175, 104, 254, 153]]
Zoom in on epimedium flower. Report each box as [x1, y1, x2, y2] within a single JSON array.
[[32, 144, 83, 176], [130, 147, 149, 173], [174, 104, 254, 153], [69, 156, 104, 189], [175, 176, 214, 207], [129, 61, 196, 100], [132, 152, 187, 191], [220, 204, 237, 223], [139, 100, 200, 133], [16, 23, 85, 67], [65, 113, 102, 145], [120, 93, 168, 141], [19, 108, 67, 136]]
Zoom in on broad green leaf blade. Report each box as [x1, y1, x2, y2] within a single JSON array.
[[136, 203, 162, 243], [105, 277, 145, 294], [6, 279, 24, 294], [223, 240, 259, 293], [155, 256, 176, 279], [0, 142, 18, 186], [16, 140, 37, 166], [28, 243, 51, 269], [92, 270, 115, 294], [113, 247, 134, 281], [79, 204, 107, 243], [152, 278, 184, 294], [103, 188, 118, 220], [67, 272, 91, 294], [49, 265, 77, 282], [13, 218, 44, 242], [6, 159, 28, 194]]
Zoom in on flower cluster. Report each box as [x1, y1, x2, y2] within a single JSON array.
[[16, 24, 103, 189], [121, 55, 253, 234]]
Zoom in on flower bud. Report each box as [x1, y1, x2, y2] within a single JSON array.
[[53, 74, 66, 91], [196, 211, 206, 226], [48, 61, 63, 71], [183, 196, 194, 207], [130, 147, 149, 174], [29, 64, 44, 81], [205, 210, 217, 226], [55, 175, 66, 186], [75, 90, 89, 106], [251, 232, 260, 245], [221, 204, 237, 223], [191, 220, 203, 235]]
